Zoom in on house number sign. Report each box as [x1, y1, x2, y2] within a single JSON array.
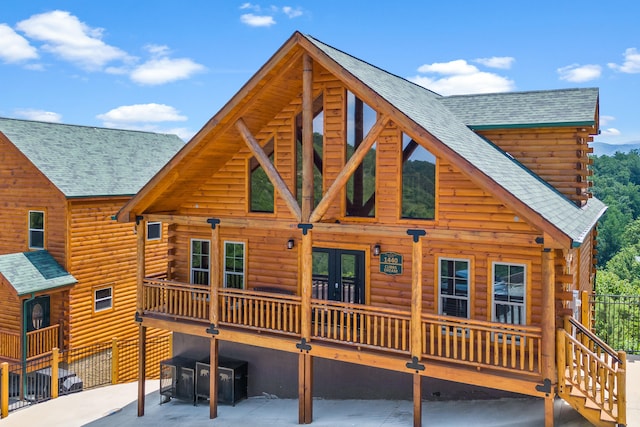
[[380, 252, 403, 275]]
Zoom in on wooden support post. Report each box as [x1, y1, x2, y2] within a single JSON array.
[[112, 338, 119, 385], [136, 218, 147, 417], [541, 248, 556, 427], [413, 374, 422, 427], [580, 290, 590, 329], [410, 232, 424, 359], [209, 338, 219, 419], [1, 362, 7, 419], [617, 351, 627, 426], [555, 330, 565, 395], [210, 220, 221, 328], [137, 325, 147, 417], [51, 347, 59, 399], [301, 53, 313, 222], [298, 352, 313, 424]]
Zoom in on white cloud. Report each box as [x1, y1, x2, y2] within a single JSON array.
[[474, 56, 514, 70], [240, 13, 276, 27], [130, 57, 206, 85], [16, 10, 130, 71], [96, 103, 187, 126], [14, 109, 62, 122], [601, 128, 621, 137], [557, 64, 601, 83], [600, 115, 615, 126], [608, 47, 640, 73], [410, 59, 515, 95], [0, 23, 38, 63], [283, 7, 303, 18]]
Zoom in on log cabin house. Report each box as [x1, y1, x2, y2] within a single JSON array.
[[0, 118, 184, 364], [116, 32, 626, 427]]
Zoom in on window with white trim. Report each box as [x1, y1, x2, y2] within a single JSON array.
[[438, 258, 469, 318], [492, 262, 526, 325], [147, 222, 161, 240], [191, 239, 210, 285], [224, 241, 245, 289], [94, 287, 113, 312], [29, 210, 45, 249]]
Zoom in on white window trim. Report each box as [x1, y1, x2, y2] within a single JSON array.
[[491, 261, 527, 326], [147, 222, 162, 241], [223, 241, 245, 289], [190, 239, 211, 285], [28, 210, 45, 250], [437, 257, 470, 318], [94, 286, 113, 312]]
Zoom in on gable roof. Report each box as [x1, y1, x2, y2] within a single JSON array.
[[0, 250, 77, 296], [439, 88, 599, 129], [117, 31, 605, 248], [0, 117, 185, 198], [302, 34, 605, 246]]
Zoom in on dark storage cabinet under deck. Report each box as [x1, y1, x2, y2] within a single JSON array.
[[160, 356, 247, 406]]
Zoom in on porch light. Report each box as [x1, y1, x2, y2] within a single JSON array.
[[373, 244, 381, 256], [287, 239, 295, 250]]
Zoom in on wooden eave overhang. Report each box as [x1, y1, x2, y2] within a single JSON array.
[[117, 32, 600, 249]]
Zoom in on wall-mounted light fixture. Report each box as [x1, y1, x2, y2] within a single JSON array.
[[287, 239, 295, 250], [373, 244, 381, 256]]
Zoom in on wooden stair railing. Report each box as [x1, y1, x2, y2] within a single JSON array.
[[557, 316, 626, 427]]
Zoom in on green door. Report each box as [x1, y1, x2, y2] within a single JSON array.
[[312, 248, 364, 304], [25, 295, 50, 332]]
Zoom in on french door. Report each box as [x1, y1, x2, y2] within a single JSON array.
[[311, 248, 365, 304]]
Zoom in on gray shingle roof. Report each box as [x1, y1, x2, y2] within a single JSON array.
[[439, 88, 599, 129], [0, 250, 77, 296], [0, 118, 185, 198], [304, 34, 605, 246]]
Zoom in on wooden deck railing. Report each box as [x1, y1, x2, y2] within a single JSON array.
[[557, 316, 626, 425], [143, 277, 210, 322], [26, 324, 60, 359], [219, 287, 301, 336], [311, 300, 411, 353], [0, 330, 21, 360], [421, 314, 542, 375], [141, 278, 546, 376]]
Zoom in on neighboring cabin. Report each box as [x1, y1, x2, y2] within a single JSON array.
[[0, 118, 184, 362], [117, 32, 624, 427]]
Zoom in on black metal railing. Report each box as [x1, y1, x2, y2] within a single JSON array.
[[591, 293, 640, 355]]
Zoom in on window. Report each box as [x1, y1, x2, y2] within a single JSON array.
[[345, 91, 376, 217], [147, 222, 162, 240], [438, 258, 469, 318], [191, 239, 210, 285], [295, 95, 324, 210], [94, 287, 113, 312], [28, 210, 44, 249], [401, 133, 436, 219], [492, 262, 526, 325], [249, 138, 275, 213], [224, 241, 245, 289]]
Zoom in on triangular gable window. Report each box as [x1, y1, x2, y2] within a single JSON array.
[[296, 94, 324, 210], [249, 138, 275, 213], [401, 133, 435, 220]]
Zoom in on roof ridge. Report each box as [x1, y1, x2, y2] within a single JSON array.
[[441, 87, 598, 99], [0, 116, 178, 137]]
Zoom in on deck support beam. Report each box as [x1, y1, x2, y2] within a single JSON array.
[[135, 218, 147, 417], [413, 374, 422, 427], [209, 338, 219, 419], [541, 248, 556, 427], [298, 352, 313, 424]]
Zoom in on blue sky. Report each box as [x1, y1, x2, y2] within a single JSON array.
[[1, 1, 639, 144]]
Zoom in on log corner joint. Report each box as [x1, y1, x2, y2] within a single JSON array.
[[134, 311, 143, 323], [535, 378, 552, 396], [406, 229, 426, 243], [296, 338, 312, 352], [405, 356, 425, 373], [297, 223, 314, 235], [207, 218, 221, 229], [206, 324, 220, 336]]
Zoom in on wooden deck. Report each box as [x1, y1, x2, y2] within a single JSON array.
[[141, 277, 543, 382], [0, 324, 60, 362]]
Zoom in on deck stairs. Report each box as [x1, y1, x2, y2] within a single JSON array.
[[557, 316, 626, 427]]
